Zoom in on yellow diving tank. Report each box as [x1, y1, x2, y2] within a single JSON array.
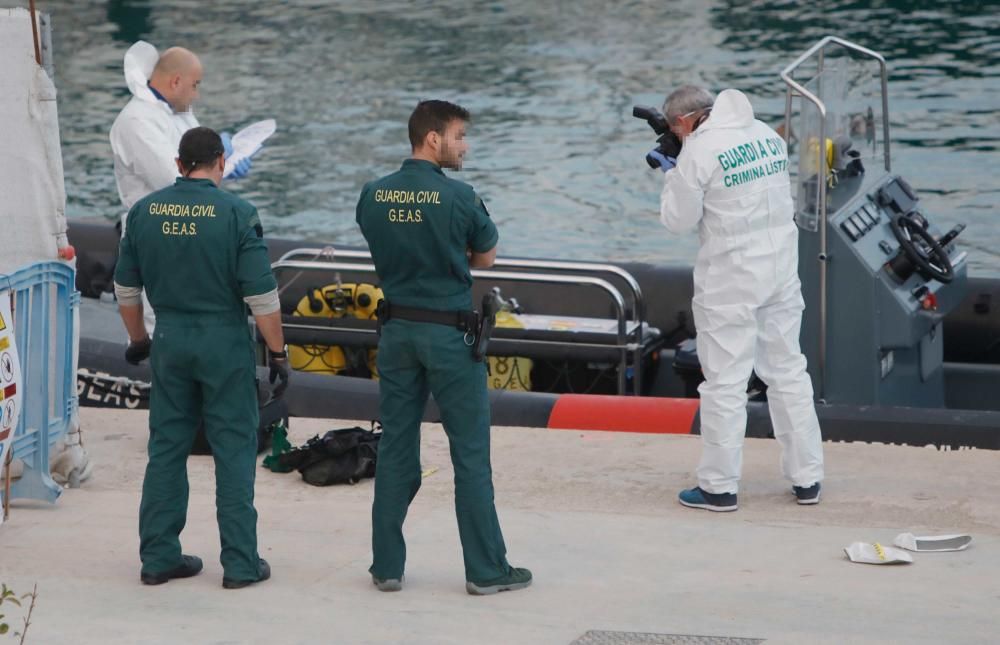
[[288, 282, 383, 377]]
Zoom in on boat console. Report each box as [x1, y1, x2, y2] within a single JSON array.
[[783, 37, 968, 407]]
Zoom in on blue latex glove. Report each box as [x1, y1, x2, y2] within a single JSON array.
[[648, 148, 676, 172], [220, 132, 234, 159], [229, 156, 253, 180]]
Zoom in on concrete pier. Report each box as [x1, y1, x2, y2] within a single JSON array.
[[1, 407, 997, 644]]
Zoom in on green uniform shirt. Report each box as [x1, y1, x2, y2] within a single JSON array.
[[114, 177, 277, 322], [356, 159, 499, 311]]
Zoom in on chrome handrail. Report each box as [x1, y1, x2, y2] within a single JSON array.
[[270, 259, 642, 394], [780, 35, 890, 401], [276, 247, 647, 328]]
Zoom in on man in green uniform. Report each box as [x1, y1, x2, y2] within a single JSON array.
[[114, 127, 289, 589], [356, 100, 531, 595]]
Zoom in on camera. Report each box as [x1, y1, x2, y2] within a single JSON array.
[[632, 105, 682, 169]]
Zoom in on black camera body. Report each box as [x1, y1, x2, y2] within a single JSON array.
[[633, 105, 682, 169]]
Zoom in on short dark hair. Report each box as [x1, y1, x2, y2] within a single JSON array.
[[178, 126, 224, 173], [407, 100, 470, 148]]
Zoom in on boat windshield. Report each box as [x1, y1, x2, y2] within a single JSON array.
[[788, 52, 888, 232]]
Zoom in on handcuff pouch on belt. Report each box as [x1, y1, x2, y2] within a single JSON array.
[[376, 298, 498, 363]]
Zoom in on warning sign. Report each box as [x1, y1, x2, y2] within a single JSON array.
[[0, 290, 20, 527], [1, 352, 14, 383]]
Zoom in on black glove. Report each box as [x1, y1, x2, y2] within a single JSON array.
[[125, 336, 152, 365], [268, 348, 290, 400]]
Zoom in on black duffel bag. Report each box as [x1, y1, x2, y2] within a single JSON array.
[[277, 424, 382, 486]]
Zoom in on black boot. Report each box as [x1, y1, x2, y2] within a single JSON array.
[[140, 554, 204, 585], [223, 558, 271, 589]]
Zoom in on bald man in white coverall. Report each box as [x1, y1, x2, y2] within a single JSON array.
[[655, 85, 824, 512], [110, 42, 251, 334]]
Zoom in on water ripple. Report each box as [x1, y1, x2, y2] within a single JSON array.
[[10, 0, 1000, 275]]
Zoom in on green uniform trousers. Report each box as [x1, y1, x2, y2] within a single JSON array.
[[371, 319, 511, 583], [140, 317, 261, 581]]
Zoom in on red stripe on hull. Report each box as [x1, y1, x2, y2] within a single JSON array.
[[547, 394, 699, 434]]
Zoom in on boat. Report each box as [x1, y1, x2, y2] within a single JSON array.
[[69, 36, 1000, 450]]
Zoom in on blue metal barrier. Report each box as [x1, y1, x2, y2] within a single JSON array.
[[1, 261, 79, 503]]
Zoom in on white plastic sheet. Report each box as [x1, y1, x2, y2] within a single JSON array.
[[0, 9, 81, 484], [893, 533, 972, 552], [0, 8, 68, 274], [843, 542, 913, 565], [224, 119, 276, 178]]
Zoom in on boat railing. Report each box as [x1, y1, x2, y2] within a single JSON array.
[[276, 247, 648, 331], [269, 258, 657, 395]]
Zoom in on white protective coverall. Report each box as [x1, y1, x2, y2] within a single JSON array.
[[660, 89, 823, 495], [110, 41, 198, 334]]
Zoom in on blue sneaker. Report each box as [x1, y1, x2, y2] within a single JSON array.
[[678, 486, 738, 512], [793, 482, 821, 505]]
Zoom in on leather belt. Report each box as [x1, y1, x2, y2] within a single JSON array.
[[378, 301, 477, 333]]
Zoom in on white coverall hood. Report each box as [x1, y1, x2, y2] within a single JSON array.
[[659, 88, 824, 495], [124, 40, 159, 103], [110, 40, 199, 213], [699, 88, 756, 130]]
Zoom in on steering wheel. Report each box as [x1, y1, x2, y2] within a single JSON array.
[[889, 212, 954, 284]]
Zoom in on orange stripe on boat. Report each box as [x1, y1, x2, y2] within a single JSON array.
[[547, 394, 699, 434]]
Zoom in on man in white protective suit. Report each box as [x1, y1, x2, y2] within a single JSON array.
[[654, 85, 824, 512], [110, 41, 252, 334]]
